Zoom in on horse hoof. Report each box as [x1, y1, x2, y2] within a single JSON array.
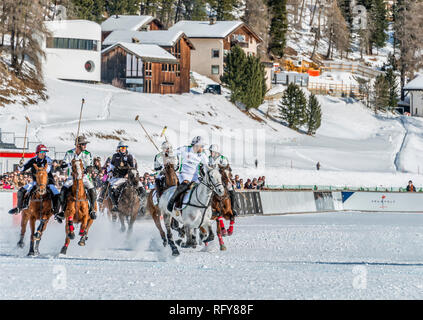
[[222, 229, 228, 237], [228, 231, 233, 236], [34, 232, 41, 241], [27, 251, 36, 257], [60, 247, 67, 255], [220, 245, 227, 251], [68, 232, 75, 240], [175, 239, 182, 247], [172, 250, 180, 256], [17, 241, 24, 248], [78, 240, 85, 246]]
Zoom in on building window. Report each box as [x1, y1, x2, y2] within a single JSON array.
[[212, 49, 220, 58], [84, 61, 95, 72], [176, 64, 180, 77], [47, 37, 99, 51], [211, 65, 220, 75], [144, 62, 152, 77], [126, 53, 143, 78]]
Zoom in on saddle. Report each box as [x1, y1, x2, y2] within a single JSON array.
[[174, 182, 195, 210]]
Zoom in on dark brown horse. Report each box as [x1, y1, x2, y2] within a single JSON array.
[[17, 164, 53, 256], [210, 164, 236, 251], [114, 168, 141, 234], [60, 159, 95, 255], [146, 155, 178, 246]]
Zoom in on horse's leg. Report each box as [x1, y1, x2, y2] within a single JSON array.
[[182, 226, 196, 249], [152, 208, 167, 247], [218, 216, 227, 237], [17, 212, 29, 248], [227, 215, 235, 236], [216, 220, 226, 251], [79, 214, 93, 247], [78, 211, 89, 246], [66, 204, 76, 240], [60, 236, 70, 255], [118, 212, 126, 233], [27, 217, 37, 256], [164, 213, 179, 256], [127, 210, 137, 236]]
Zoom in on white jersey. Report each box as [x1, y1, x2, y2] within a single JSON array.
[[63, 148, 93, 176], [175, 145, 209, 183], [208, 154, 229, 168]]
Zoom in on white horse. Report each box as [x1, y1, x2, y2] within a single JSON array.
[[158, 166, 225, 256]]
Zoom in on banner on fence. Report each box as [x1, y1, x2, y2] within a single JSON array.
[[341, 191, 423, 212]]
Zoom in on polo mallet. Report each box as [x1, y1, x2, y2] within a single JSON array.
[[135, 115, 160, 152], [21, 116, 31, 165], [75, 98, 85, 147]]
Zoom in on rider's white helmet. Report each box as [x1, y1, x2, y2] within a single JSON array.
[[209, 144, 219, 154], [161, 141, 172, 152], [191, 136, 204, 147]]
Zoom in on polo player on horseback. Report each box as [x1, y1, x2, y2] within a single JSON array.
[[109, 141, 146, 212], [55, 136, 97, 223], [166, 136, 209, 212], [8, 144, 60, 216], [208, 144, 238, 216], [153, 141, 174, 199]]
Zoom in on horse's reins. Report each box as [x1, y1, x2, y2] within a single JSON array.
[[180, 171, 223, 228]]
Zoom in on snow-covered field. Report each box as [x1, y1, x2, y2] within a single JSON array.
[[2, 74, 423, 189], [1, 210, 422, 300]]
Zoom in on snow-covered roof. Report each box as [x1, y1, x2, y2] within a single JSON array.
[[102, 29, 188, 48], [101, 15, 155, 32], [404, 75, 423, 90], [169, 20, 244, 38], [102, 42, 177, 62], [44, 20, 101, 40]]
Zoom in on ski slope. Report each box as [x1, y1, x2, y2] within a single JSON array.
[[0, 211, 422, 300], [2, 74, 423, 188]]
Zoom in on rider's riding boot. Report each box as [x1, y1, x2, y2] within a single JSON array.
[[229, 190, 238, 216], [87, 188, 97, 220], [8, 188, 26, 215], [55, 186, 69, 223], [52, 194, 61, 216], [97, 181, 109, 203], [167, 182, 190, 212], [155, 178, 163, 197], [110, 188, 119, 212]]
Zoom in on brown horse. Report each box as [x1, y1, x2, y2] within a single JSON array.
[[210, 165, 236, 251], [60, 159, 95, 255], [146, 155, 178, 247], [17, 164, 53, 256]]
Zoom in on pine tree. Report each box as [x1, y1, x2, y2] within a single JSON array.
[[241, 55, 267, 110], [306, 94, 322, 135], [268, 0, 287, 59], [220, 45, 248, 105], [372, 74, 390, 114], [209, 0, 240, 21], [278, 83, 307, 131], [368, 0, 388, 53], [385, 68, 398, 111]]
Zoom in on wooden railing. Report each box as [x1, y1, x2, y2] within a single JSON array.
[[307, 82, 365, 99], [321, 61, 382, 79]]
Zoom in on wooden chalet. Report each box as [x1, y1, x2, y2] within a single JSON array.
[[102, 29, 194, 94]]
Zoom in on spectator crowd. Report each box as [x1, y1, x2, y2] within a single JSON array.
[[2, 157, 266, 192]]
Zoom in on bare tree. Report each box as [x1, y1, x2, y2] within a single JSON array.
[[243, 0, 270, 59], [395, 0, 423, 101]]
